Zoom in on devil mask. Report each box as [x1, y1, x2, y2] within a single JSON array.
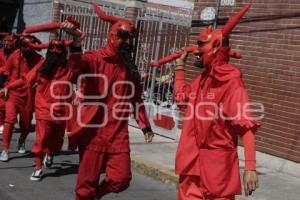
[[109, 20, 136, 56], [92, 3, 137, 58], [20, 35, 41, 58], [194, 3, 251, 68], [40, 40, 68, 77], [3, 34, 17, 55]]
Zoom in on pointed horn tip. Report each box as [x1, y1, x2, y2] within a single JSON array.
[[91, 2, 122, 24], [92, 2, 107, 16], [221, 3, 252, 37]]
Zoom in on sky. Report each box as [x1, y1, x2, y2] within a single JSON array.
[[148, 0, 194, 9]]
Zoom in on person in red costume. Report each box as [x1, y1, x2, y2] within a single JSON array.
[[0, 33, 18, 132], [2, 36, 82, 181], [63, 3, 154, 200], [1, 35, 83, 180], [0, 35, 44, 161], [154, 3, 260, 200]]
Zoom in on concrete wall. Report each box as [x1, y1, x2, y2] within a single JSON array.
[[17, 0, 53, 45]]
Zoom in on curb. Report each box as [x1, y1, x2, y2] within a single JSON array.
[[131, 156, 178, 186], [131, 156, 246, 200]]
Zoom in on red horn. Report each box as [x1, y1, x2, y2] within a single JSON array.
[[149, 46, 198, 67], [0, 32, 9, 36], [222, 2, 252, 38], [24, 21, 85, 40], [24, 22, 61, 33], [92, 3, 121, 24]]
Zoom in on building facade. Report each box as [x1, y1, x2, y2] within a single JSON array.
[[188, 0, 300, 163]]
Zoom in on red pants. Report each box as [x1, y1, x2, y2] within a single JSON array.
[[2, 99, 33, 151], [75, 150, 132, 200], [178, 175, 234, 200], [0, 109, 4, 126], [0, 96, 5, 125], [32, 120, 65, 169]]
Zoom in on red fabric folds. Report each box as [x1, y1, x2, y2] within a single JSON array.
[[174, 47, 261, 198]]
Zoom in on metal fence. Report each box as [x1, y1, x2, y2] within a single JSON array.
[[133, 7, 191, 139], [56, 0, 192, 139], [135, 8, 191, 108]]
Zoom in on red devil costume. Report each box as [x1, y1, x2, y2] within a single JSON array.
[[152, 3, 260, 200], [0, 33, 18, 127], [0, 35, 44, 161], [1, 18, 84, 179], [5, 38, 83, 180], [68, 3, 153, 200]]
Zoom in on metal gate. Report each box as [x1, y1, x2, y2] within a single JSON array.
[[133, 7, 192, 139], [56, 0, 192, 139]]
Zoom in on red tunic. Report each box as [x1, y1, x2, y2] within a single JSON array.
[[2, 49, 44, 111], [0, 49, 9, 69], [6, 53, 82, 155], [0, 49, 9, 123], [174, 47, 260, 197], [68, 45, 151, 153], [7, 53, 82, 122]]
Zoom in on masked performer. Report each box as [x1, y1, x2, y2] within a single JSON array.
[[151, 3, 260, 200], [63, 4, 154, 200], [0, 19, 84, 180], [0, 35, 44, 161], [0, 33, 18, 132]]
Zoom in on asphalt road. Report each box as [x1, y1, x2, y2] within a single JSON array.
[[0, 132, 177, 200]]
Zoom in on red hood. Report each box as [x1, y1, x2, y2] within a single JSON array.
[[207, 47, 242, 82]]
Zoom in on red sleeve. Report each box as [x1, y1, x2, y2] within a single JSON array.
[[132, 80, 152, 131], [82, 51, 97, 72], [69, 51, 98, 85], [0, 52, 5, 69], [69, 53, 83, 73], [7, 57, 43, 90], [25, 60, 43, 85], [1, 54, 13, 76], [242, 130, 256, 171], [222, 86, 260, 171], [222, 86, 261, 133], [174, 70, 192, 112], [6, 79, 26, 90]]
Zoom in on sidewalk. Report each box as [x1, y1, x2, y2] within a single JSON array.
[[129, 126, 300, 200]]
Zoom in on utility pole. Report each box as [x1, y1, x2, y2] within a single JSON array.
[[213, 0, 221, 28]]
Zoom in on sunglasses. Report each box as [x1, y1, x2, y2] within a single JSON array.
[[197, 40, 206, 47]]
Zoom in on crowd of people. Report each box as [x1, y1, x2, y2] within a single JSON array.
[[0, 2, 260, 200]]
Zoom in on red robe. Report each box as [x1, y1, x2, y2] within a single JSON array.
[[70, 45, 151, 199], [0, 49, 9, 71], [7, 53, 82, 155], [68, 45, 151, 152], [175, 47, 260, 198], [2, 49, 44, 123], [1, 49, 44, 151], [0, 49, 9, 124]]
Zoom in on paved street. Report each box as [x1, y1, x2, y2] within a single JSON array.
[[2, 128, 300, 200], [0, 132, 177, 200]]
